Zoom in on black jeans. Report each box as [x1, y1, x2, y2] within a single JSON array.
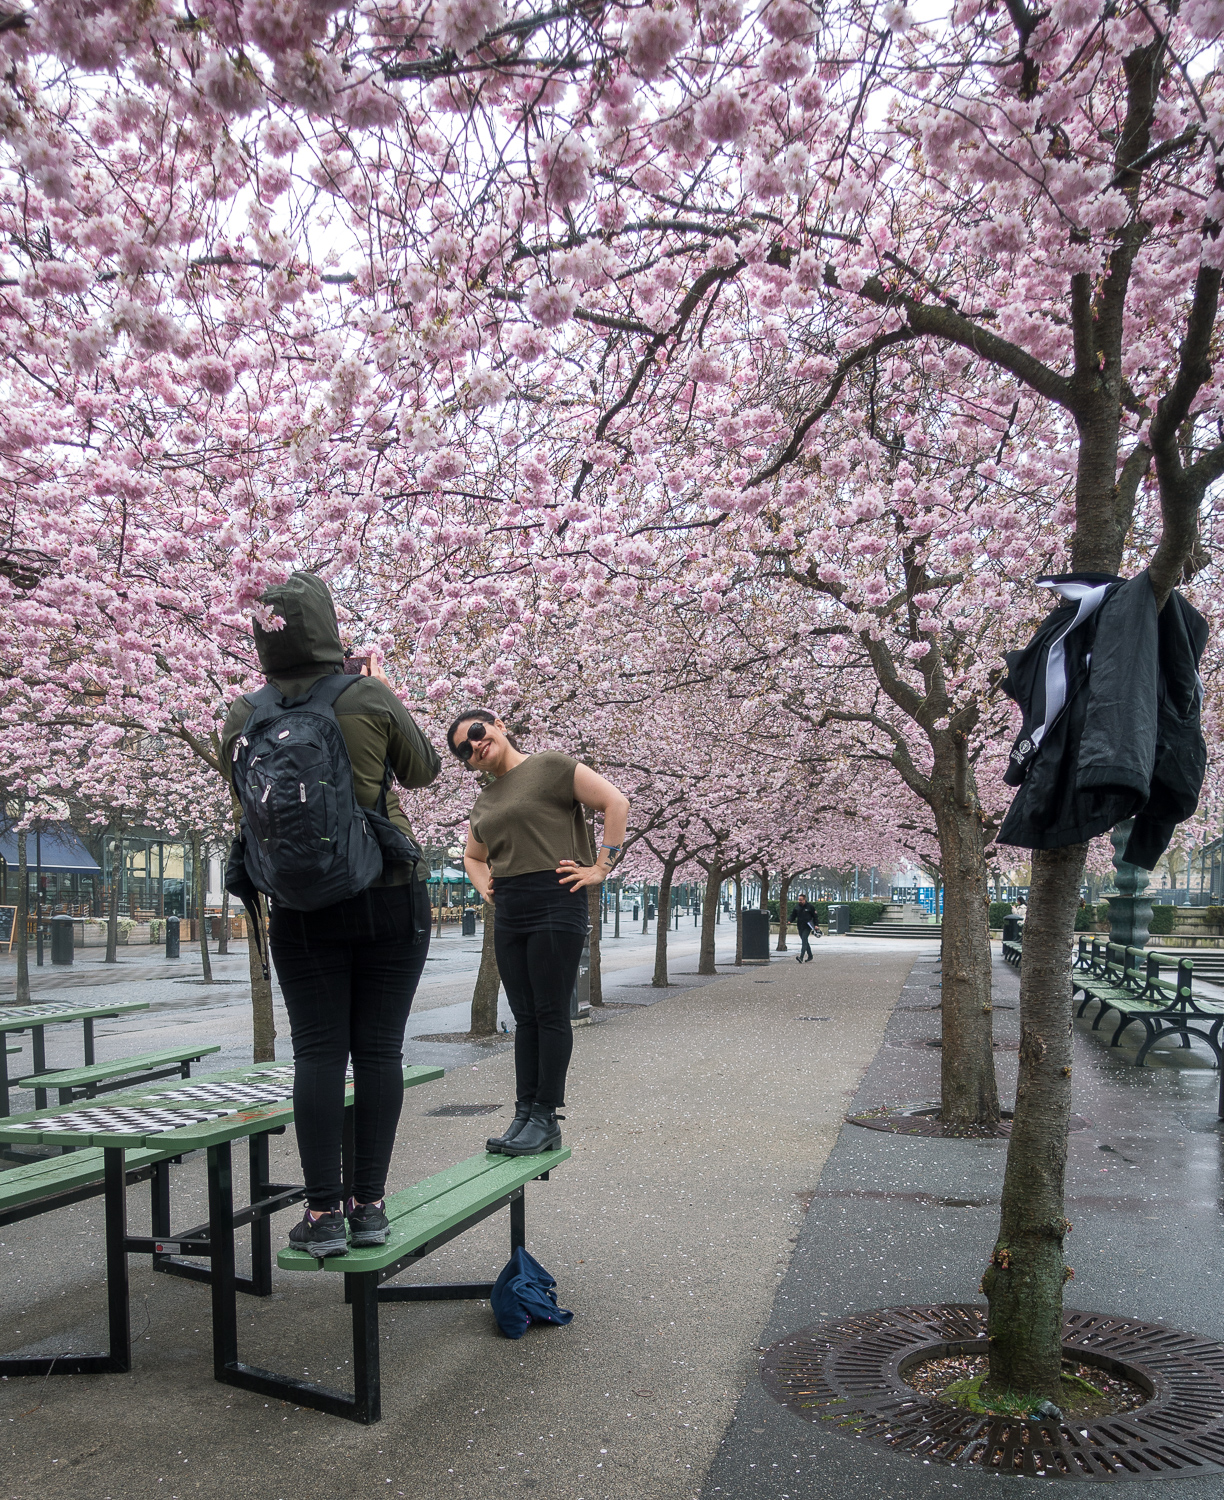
[[494, 925, 586, 1108], [798, 930, 814, 960], [270, 881, 429, 1209]]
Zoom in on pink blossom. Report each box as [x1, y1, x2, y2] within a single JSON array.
[[695, 86, 750, 143], [507, 325, 548, 362], [527, 281, 579, 328], [425, 678, 452, 700], [193, 355, 236, 396], [536, 132, 594, 207], [435, 0, 507, 54], [701, 0, 742, 39], [198, 53, 266, 116], [760, 41, 810, 84], [687, 350, 729, 383], [761, 0, 815, 41], [626, 5, 693, 79]]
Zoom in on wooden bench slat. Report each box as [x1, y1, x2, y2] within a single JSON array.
[[0, 1145, 175, 1212], [17, 1044, 222, 1089], [277, 1147, 571, 1275]]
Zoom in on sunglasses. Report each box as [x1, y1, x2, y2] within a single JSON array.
[[452, 722, 489, 761]]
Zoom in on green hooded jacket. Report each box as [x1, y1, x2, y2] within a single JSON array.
[[221, 572, 440, 886]]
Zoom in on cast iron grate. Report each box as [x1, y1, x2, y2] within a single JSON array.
[[845, 1102, 1091, 1139], [760, 1303, 1224, 1481], [426, 1103, 502, 1117]]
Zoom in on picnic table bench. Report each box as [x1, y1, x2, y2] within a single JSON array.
[[269, 1148, 570, 1422], [18, 1042, 222, 1103], [0, 999, 151, 1113]]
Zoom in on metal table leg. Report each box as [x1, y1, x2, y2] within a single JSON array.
[[31, 1025, 47, 1110], [83, 1017, 96, 1066], [0, 1035, 9, 1118]]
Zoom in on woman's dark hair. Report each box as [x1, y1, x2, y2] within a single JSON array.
[[445, 706, 522, 756]]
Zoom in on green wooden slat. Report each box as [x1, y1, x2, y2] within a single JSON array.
[[278, 1147, 571, 1275], [5, 1045, 18, 1055], [0, 1144, 176, 1212], [18, 1044, 222, 1089]]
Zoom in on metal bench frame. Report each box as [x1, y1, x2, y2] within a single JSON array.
[[211, 1146, 553, 1425]]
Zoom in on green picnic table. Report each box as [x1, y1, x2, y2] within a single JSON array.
[[0, 999, 151, 1113], [0, 1061, 443, 1392]]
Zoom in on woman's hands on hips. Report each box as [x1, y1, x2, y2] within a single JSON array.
[[557, 860, 606, 891]]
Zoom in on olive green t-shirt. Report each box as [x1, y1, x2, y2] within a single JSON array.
[[468, 751, 596, 878]]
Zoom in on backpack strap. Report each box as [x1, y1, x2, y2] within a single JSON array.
[[242, 673, 358, 730], [290, 672, 361, 711]]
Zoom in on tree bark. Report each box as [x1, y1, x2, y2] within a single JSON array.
[[105, 831, 121, 964], [588, 884, 604, 1006], [248, 890, 276, 1062], [930, 736, 1000, 1130], [218, 881, 230, 955], [734, 874, 744, 965], [983, 842, 1086, 1399], [14, 829, 29, 1004], [699, 861, 721, 975], [652, 858, 677, 987], [194, 832, 213, 982], [759, 866, 770, 912], [776, 873, 791, 951], [470, 899, 500, 1036]]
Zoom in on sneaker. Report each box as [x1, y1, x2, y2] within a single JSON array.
[[288, 1207, 348, 1260], [346, 1197, 390, 1247]]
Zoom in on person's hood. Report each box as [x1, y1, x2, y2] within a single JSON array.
[[253, 572, 345, 677]]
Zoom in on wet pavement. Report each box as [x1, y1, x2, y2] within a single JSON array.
[[701, 950, 1224, 1500]]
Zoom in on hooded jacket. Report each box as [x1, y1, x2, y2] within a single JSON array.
[[997, 569, 1207, 866], [221, 573, 440, 885]]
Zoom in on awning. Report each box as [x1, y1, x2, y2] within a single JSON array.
[[430, 865, 471, 883], [0, 825, 101, 875]]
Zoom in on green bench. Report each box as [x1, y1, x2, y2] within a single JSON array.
[[1002, 938, 1022, 968], [214, 1147, 573, 1423], [17, 1043, 222, 1104], [0, 1141, 179, 1226], [1072, 938, 1224, 1071]]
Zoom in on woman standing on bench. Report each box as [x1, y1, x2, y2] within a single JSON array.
[[449, 710, 630, 1156]]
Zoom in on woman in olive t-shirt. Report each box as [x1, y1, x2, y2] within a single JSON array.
[[449, 709, 630, 1157]]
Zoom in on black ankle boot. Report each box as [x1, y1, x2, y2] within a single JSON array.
[[500, 1103, 562, 1156], [487, 1099, 534, 1154]]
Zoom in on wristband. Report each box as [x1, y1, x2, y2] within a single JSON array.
[[600, 843, 622, 854]]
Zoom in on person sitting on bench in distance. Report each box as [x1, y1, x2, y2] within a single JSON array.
[[448, 709, 630, 1156]]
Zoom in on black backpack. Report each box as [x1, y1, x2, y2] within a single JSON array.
[[225, 675, 421, 966]]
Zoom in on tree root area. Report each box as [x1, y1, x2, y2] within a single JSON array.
[[906, 1354, 1147, 1419]]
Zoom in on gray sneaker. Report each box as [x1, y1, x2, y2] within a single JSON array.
[[346, 1197, 390, 1247], [288, 1207, 348, 1259]]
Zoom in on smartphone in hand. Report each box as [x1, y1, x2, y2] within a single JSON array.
[[343, 655, 370, 675]]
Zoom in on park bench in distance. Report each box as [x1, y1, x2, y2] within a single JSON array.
[[17, 1043, 222, 1104], [251, 1147, 572, 1423], [1072, 938, 1224, 1067]]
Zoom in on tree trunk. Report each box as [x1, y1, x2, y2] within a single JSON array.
[[588, 885, 604, 1005], [614, 881, 621, 938], [652, 859, 676, 987], [218, 882, 230, 955], [734, 874, 744, 965], [929, 737, 999, 1130], [642, 888, 650, 933], [248, 890, 276, 1062], [699, 862, 721, 975], [14, 830, 29, 1004], [470, 899, 500, 1036], [105, 832, 121, 964], [194, 832, 213, 982], [759, 866, 770, 912], [983, 842, 1086, 1399], [776, 874, 790, 951]]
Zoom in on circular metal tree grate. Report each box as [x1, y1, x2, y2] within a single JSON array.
[[760, 1304, 1224, 1481], [845, 1102, 1091, 1139]]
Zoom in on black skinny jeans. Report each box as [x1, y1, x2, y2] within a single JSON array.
[[270, 881, 429, 1209], [494, 925, 586, 1108], [798, 929, 814, 960]]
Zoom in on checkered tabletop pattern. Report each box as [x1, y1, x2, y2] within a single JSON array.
[[150, 1082, 290, 1109], [0, 1003, 100, 1021], [6, 1104, 231, 1135]]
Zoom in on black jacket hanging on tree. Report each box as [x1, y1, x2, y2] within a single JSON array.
[[996, 569, 1208, 868]]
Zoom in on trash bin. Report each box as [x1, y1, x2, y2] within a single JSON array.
[[462, 909, 477, 936], [827, 903, 850, 934], [633, 904, 639, 920], [570, 932, 591, 1021], [165, 916, 180, 959], [50, 914, 74, 966], [647, 903, 657, 920], [741, 908, 770, 963], [1001, 914, 1023, 943]]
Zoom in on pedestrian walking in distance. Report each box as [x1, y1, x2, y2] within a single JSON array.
[[792, 894, 821, 963], [223, 572, 440, 1259], [450, 710, 630, 1156]]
